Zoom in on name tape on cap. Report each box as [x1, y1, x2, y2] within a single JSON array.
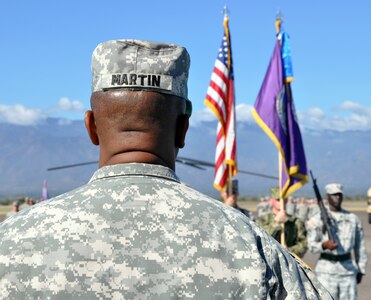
[[100, 73, 173, 91]]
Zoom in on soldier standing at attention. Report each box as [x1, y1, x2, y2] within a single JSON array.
[[5, 201, 19, 218], [285, 196, 296, 217], [0, 39, 332, 299], [256, 196, 272, 218], [308, 183, 368, 300]]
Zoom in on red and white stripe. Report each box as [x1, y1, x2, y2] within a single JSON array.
[[204, 17, 237, 190]]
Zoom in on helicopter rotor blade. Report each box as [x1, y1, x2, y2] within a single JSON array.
[[238, 170, 278, 180], [177, 156, 215, 167], [177, 156, 278, 180], [47, 157, 277, 180], [47, 161, 98, 171], [176, 158, 206, 170]]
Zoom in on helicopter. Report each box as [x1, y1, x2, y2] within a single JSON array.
[[47, 156, 278, 181]]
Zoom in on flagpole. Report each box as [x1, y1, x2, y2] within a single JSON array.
[[278, 154, 286, 247], [224, 6, 234, 195], [205, 5, 237, 193], [276, 13, 286, 247], [228, 165, 233, 195]]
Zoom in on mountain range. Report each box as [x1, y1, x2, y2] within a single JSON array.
[[1, 118, 370, 199]]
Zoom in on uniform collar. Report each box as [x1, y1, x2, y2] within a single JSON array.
[[89, 163, 180, 183]]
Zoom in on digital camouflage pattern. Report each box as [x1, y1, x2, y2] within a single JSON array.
[[256, 199, 272, 218], [285, 198, 296, 216], [307, 208, 367, 299], [91, 39, 190, 100], [307, 208, 368, 275], [257, 213, 308, 258], [235, 206, 256, 222], [0, 163, 332, 299], [315, 272, 358, 300]]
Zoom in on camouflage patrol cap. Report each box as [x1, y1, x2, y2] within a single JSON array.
[[91, 39, 190, 101], [271, 187, 280, 199], [325, 183, 343, 195]]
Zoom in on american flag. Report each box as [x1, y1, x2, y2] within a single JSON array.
[[204, 17, 237, 190]]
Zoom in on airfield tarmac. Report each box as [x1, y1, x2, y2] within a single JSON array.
[[0, 203, 370, 299]]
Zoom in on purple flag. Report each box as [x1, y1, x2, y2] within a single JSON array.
[[252, 41, 308, 198], [41, 180, 49, 201]]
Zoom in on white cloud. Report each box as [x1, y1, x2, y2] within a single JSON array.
[[0, 104, 46, 125], [337, 100, 371, 116], [2, 98, 371, 132], [299, 101, 371, 131], [305, 107, 325, 118], [189, 107, 216, 127], [0, 97, 85, 126], [236, 103, 254, 123], [191, 101, 371, 132], [57, 97, 84, 112], [57, 118, 73, 126], [190, 103, 255, 128]]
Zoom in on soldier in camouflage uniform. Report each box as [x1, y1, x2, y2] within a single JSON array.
[[257, 192, 308, 258], [5, 201, 19, 218], [297, 197, 309, 222], [285, 196, 296, 217], [0, 39, 332, 299], [307, 183, 368, 300], [256, 196, 272, 218]]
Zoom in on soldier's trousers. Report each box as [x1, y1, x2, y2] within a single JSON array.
[[317, 272, 357, 300]]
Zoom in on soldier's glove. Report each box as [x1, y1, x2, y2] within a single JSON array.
[[356, 273, 363, 284], [321, 240, 337, 250]]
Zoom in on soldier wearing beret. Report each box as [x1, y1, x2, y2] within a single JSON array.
[[308, 183, 368, 299], [0, 39, 331, 299]]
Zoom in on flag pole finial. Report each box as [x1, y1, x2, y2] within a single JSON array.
[[223, 5, 230, 19], [275, 10, 284, 34]]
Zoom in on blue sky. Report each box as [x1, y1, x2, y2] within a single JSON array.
[[1, 0, 370, 131]]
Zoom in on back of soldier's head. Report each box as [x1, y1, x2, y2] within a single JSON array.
[[86, 39, 192, 168], [90, 39, 191, 117]]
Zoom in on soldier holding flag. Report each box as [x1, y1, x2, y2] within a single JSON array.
[[257, 188, 307, 258], [253, 16, 308, 252]]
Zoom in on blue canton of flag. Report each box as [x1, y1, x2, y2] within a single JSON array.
[[218, 35, 234, 79]]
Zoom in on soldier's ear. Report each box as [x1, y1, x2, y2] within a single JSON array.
[[175, 114, 189, 148], [84, 110, 99, 145]]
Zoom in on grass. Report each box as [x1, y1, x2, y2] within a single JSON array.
[[0, 206, 11, 215]]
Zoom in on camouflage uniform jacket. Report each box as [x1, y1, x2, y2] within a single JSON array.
[[235, 206, 256, 222], [5, 211, 17, 219], [256, 201, 272, 218], [0, 163, 332, 299], [307, 208, 368, 275], [257, 213, 308, 258]]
